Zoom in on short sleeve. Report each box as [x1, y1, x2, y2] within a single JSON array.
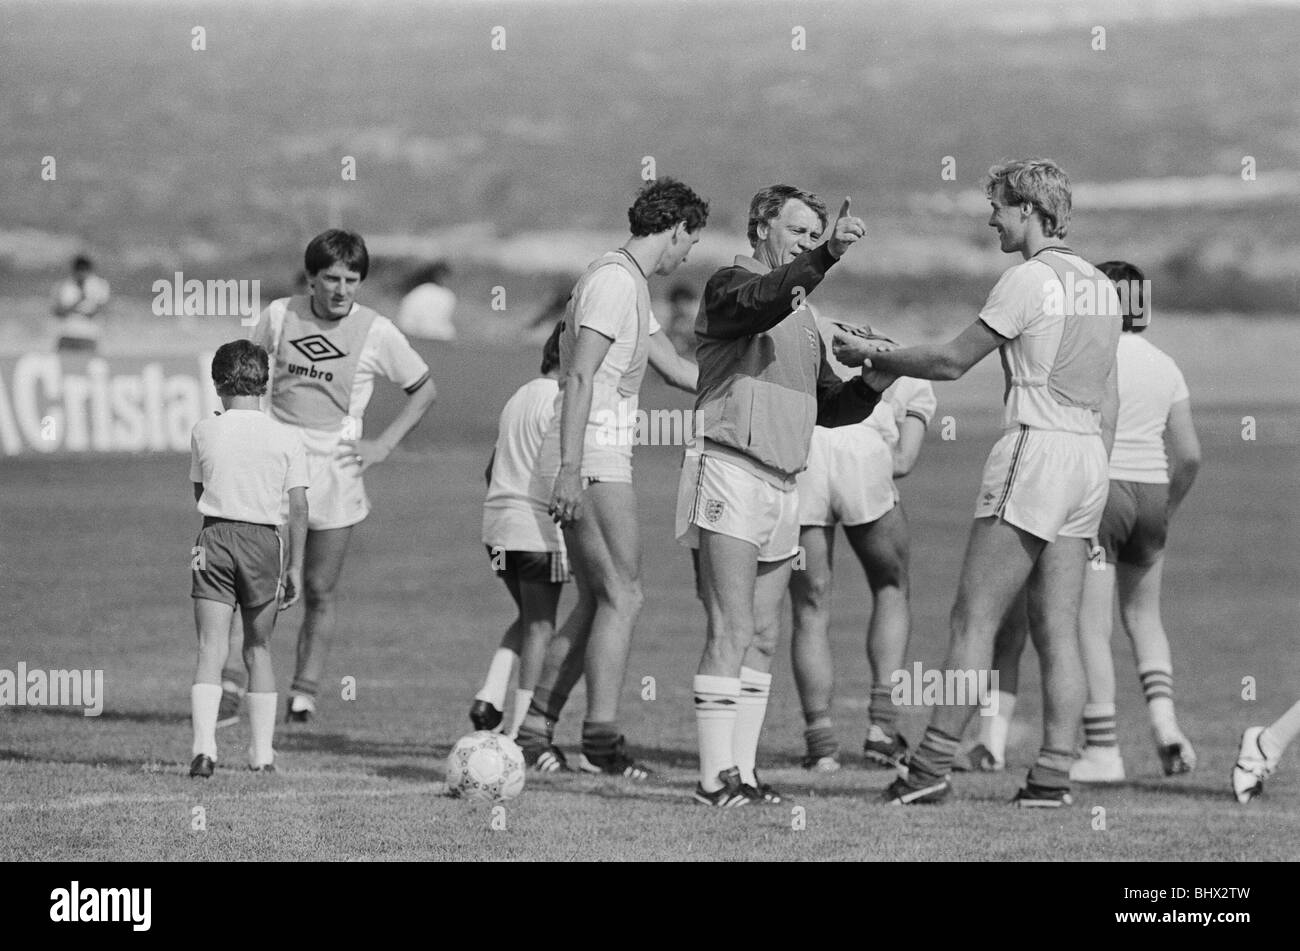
[[575, 266, 638, 341], [189, 430, 203, 483], [249, 302, 281, 352], [284, 431, 310, 491], [899, 378, 938, 427], [978, 264, 1039, 340], [1169, 360, 1189, 404], [649, 310, 662, 336], [372, 318, 432, 392]]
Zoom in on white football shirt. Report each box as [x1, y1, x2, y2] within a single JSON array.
[[978, 255, 1121, 435], [190, 409, 309, 525], [483, 377, 565, 552], [1108, 333, 1189, 484], [251, 299, 431, 454]]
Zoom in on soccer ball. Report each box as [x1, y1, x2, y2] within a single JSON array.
[[445, 731, 526, 802]]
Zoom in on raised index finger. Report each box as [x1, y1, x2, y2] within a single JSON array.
[[836, 197, 851, 221]]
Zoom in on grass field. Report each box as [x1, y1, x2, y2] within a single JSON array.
[[2, 334, 1299, 862]]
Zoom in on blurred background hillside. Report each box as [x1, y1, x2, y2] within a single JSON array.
[[3, 0, 1300, 346]]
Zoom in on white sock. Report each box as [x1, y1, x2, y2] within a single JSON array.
[[507, 689, 534, 738], [1262, 699, 1300, 761], [290, 693, 316, 714], [191, 683, 222, 759], [734, 667, 772, 787], [694, 674, 740, 791], [246, 692, 277, 767], [220, 679, 246, 698], [978, 691, 1017, 759], [476, 648, 516, 707]]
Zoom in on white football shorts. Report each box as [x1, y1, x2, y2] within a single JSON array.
[[974, 426, 1108, 542], [676, 450, 800, 562], [796, 425, 897, 527]]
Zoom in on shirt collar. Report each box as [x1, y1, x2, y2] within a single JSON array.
[[733, 254, 768, 275]]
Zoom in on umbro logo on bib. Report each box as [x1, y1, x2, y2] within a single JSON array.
[[290, 334, 347, 362]]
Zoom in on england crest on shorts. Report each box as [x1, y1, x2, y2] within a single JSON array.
[[703, 499, 725, 523]]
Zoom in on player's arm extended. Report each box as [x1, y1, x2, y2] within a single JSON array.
[[1164, 398, 1201, 519], [893, 416, 926, 478], [700, 245, 838, 340], [281, 486, 308, 610], [550, 326, 613, 524], [814, 337, 883, 427], [835, 319, 1004, 381], [646, 331, 696, 392]]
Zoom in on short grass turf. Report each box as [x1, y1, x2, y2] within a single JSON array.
[[2, 343, 1298, 861]]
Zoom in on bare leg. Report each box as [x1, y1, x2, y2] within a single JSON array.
[[790, 526, 835, 720], [290, 526, 353, 709], [1025, 536, 1089, 788], [844, 506, 910, 747]]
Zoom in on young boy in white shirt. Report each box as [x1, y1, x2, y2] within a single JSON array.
[[189, 340, 309, 777]]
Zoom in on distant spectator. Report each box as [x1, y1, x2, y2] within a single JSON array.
[[52, 255, 110, 353], [664, 282, 700, 355], [396, 261, 457, 341]]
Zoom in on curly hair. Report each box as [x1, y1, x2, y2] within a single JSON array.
[[985, 159, 1072, 239], [211, 339, 269, 397], [747, 185, 828, 248], [627, 177, 710, 237], [304, 229, 370, 279]]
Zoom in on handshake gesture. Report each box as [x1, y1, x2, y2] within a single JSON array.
[[826, 197, 865, 260], [831, 321, 899, 393]]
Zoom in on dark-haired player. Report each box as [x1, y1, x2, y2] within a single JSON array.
[[222, 230, 436, 724], [513, 178, 705, 778], [472, 322, 570, 737], [189, 340, 308, 776]]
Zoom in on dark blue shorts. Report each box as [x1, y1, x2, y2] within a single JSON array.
[[484, 545, 570, 585], [192, 518, 282, 607], [1097, 480, 1168, 567]]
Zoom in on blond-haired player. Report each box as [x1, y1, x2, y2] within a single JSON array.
[[835, 158, 1121, 807]]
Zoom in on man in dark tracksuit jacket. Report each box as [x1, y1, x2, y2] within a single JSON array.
[[679, 185, 893, 806]]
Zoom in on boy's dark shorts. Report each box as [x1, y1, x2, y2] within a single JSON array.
[[1097, 480, 1169, 567], [192, 518, 282, 607], [484, 545, 571, 585]]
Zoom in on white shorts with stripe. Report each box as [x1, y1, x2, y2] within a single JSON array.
[[796, 426, 897, 527], [276, 422, 370, 531], [675, 450, 800, 562], [973, 426, 1108, 542]]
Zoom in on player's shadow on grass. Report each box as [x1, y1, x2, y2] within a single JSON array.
[[1082, 777, 1233, 801], [374, 762, 446, 783], [275, 729, 445, 761], [0, 746, 171, 772], [1, 706, 188, 725]]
